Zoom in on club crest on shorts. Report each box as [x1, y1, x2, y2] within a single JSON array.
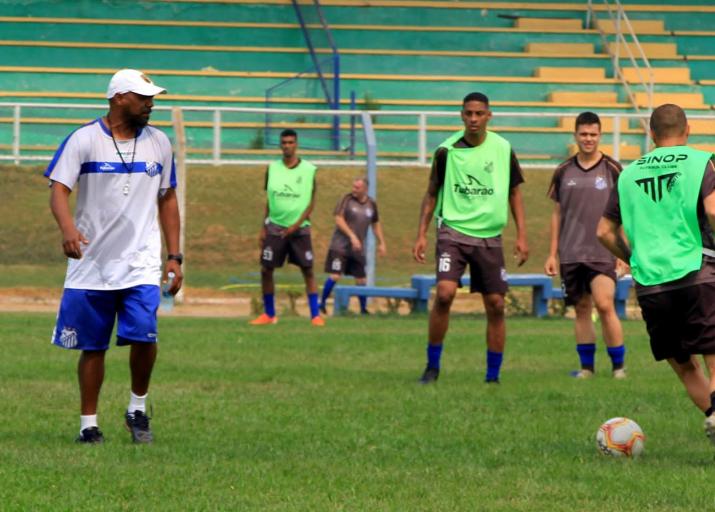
[[594, 175, 607, 190], [500, 268, 507, 281], [145, 161, 160, 177], [59, 326, 78, 348], [331, 258, 342, 271], [262, 246, 274, 261], [305, 250, 313, 261]]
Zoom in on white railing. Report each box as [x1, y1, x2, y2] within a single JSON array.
[[2, 102, 714, 167]]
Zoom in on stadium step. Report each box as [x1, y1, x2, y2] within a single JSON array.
[[622, 67, 691, 84], [514, 18, 583, 30], [633, 91, 707, 108], [606, 42, 680, 59], [549, 91, 619, 104], [558, 116, 632, 133], [595, 19, 666, 35], [525, 42, 596, 55], [535, 66, 606, 80]]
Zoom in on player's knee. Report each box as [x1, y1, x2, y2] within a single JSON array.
[[484, 295, 505, 317], [434, 289, 456, 308], [593, 296, 615, 316]]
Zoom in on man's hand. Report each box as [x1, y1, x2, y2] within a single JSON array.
[[413, 235, 428, 263], [378, 243, 387, 257], [544, 255, 558, 276], [163, 259, 184, 295], [61, 226, 89, 259], [350, 236, 362, 252], [281, 224, 299, 238], [514, 237, 529, 267], [615, 258, 630, 278]]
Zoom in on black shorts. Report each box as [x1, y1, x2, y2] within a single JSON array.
[[637, 282, 715, 363], [324, 249, 366, 278], [260, 232, 314, 269], [435, 238, 507, 294], [560, 262, 617, 306]]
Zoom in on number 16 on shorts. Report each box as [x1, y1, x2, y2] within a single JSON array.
[[439, 253, 451, 272]]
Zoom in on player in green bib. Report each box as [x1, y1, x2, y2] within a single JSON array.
[[251, 129, 324, 326], [413, 92, 529, 384], [598, 104, 715, 445]]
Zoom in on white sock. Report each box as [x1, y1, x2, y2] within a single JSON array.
[[80, 414, 98, 434], [128, 391, 147, 415]]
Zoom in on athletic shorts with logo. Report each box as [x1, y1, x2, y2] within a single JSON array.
[[51, 285, 160, 351], [638, 281, 715, 363], [559, 261, 617, 306], [260, 223, 314, 269], [435, 238, 508, 294], [324, 249, 366, 278]]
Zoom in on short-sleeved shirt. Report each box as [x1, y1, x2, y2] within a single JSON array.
[[328, 194, 379, 253], [430, 137, 524, 247], [549, 154, 621, 264], [44, 118, 176, 290], [603, 158, 715, 296]]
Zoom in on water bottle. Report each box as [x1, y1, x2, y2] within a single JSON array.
[[160, 271, 175, 311]]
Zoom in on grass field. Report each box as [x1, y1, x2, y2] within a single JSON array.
[[2, 313, 714, 511]]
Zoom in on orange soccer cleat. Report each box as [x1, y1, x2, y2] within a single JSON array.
[[250, 313, 278, 325], [310, 316, 325, 327]]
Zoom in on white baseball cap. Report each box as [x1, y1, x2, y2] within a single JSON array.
[[106, 69, 167, 99]]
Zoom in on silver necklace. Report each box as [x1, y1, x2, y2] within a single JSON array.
[[109, 124, 137, 196]]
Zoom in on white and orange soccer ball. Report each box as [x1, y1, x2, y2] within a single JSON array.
[[596, 417, 645, 458]]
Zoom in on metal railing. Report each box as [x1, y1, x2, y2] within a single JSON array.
[[588, 0, 655, 141], [2, 102, 714, 167]]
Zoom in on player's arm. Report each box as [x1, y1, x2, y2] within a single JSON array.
[[597, 216, 631, 262], [283, 177, 316, 237], [49, 181, 88, 259], [373, 221, 387, 256], [544, 202, 560, 276], [703, 160, 715, 232], [158, 187, 183, 294], [259, 167, 269, 247], [413, 149, 443, 263], [509, 186, 529, 266], [508, 151, 528, 266], [335, 214, 362, 252]]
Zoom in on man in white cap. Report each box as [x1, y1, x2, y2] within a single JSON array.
[[45, 69, 182, 444]]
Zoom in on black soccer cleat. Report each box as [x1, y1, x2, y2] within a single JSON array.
[[76, 426, 104, 444], [485, 377, 500, 384], [319, 304, 327, 315], [419, 366, 440, 384], [125, 410, 153, 444]]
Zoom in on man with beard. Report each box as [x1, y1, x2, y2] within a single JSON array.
[[45, 69, 182, 444]]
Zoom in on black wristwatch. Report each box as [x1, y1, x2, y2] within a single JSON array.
[[167, 253, 183, 265]]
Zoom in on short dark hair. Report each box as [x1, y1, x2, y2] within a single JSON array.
[[575, 111, 601, 130], [462, 92, 489, 107], [280, 128, 297, 139], [355, 176, 369, 187], [650, 103, 687, 139]]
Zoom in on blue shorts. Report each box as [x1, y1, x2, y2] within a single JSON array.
[[51, 285, 160, 351]]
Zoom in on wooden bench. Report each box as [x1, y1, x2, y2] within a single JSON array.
[[410, 273, 556, 317], [332, 285, 418, 315]]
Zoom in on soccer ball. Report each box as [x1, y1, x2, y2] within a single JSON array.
[[596, 417, 645, 458]]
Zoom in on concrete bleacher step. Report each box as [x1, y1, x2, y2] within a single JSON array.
[[549, 91, 619, 104], [622, 67, 691, 84], [526, 42, 595, 55], [606, 42, 680, 59], [514, 18, 583, 31], [558, 116, 631, 133], [634, 91, 707, 108], [686, 119, 715, 135], [595, 19, 666, 35], [534, 66, 606, 80]]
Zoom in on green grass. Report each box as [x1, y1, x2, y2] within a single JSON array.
[[2, 313, 713, 511], [1, 163, 554, 289]]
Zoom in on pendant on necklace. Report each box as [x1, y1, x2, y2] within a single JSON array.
[[123, 183, 130, 196]]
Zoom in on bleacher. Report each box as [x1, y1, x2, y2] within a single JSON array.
[[1, 0, 715, 164]]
